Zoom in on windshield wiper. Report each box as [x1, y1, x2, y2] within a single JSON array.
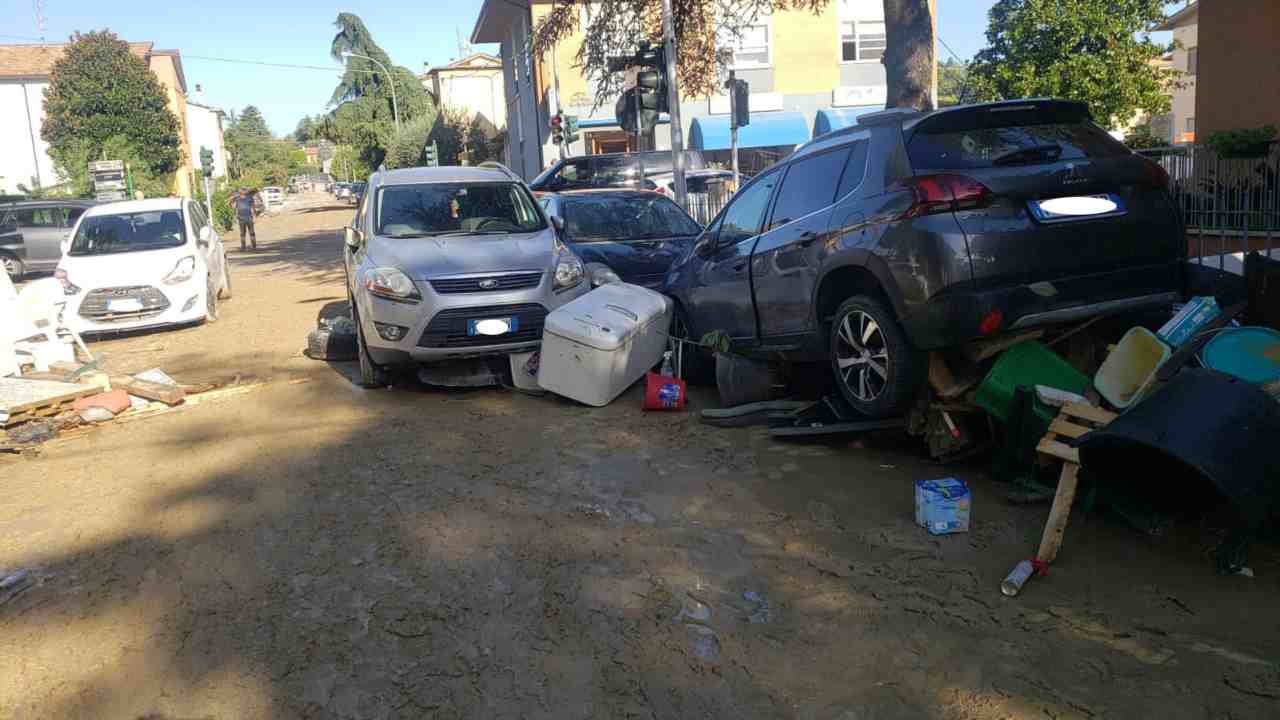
[[992, 143, 1063, 166]]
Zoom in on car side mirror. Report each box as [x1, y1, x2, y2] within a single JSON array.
[[61, 233, 71, 253], [694, 234, 717, 258], [345, 226, 364, 249], [197, 225, 212, 246], [549, 215, 565, 235]]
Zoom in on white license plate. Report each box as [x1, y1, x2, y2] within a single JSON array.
[[1029, 194, 1125, 222], [107, 298, 144, 312]]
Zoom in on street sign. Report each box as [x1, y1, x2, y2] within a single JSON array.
[[88, 160, 124, 173], [95, 190, 127, 202], [92, 179, 127, 191]]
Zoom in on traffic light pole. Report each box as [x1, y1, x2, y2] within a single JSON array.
[[728, 71, 740, 190], [634, 80, 645, 190], [660, 0, 687, 208]]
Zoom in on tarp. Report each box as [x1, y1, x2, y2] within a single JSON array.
[[812, 106, 884, 137], [688, 112, 810, 151]]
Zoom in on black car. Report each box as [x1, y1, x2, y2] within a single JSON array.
[[539, 190, 703, 289], [664, 99, 1183, 417], [530, 150, 708, 192]]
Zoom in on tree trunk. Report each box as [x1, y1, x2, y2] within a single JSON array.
[[882, 0, 935, 111]]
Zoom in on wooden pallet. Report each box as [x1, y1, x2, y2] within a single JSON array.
[[0, 378, 100, 427], [1033, 402, 1117, 564]]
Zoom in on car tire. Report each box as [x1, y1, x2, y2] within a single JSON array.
[[670, 304, 713, 385], [204, 274, 219, 323], [218, 258, 233, 299], [351, 298, 388, 389], [1, 252, 23, 281], [829, 295, 925, 418]]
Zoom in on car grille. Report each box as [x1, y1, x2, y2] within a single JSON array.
[[78, 285, 170, 322], [429, 272, 543, 294], [418, 303, 548, 348]]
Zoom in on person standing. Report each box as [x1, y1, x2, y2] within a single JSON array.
[[228, 188, 258, 251]]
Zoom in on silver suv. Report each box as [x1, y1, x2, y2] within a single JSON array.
[[343, 164, 589, 386]]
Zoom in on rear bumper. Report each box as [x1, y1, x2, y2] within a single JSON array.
[[901, 263, 1183, 350]]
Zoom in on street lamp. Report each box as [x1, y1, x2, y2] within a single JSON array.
[[341, 50, 400, 131]]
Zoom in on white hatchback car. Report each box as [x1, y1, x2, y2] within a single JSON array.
[[55, 198, 231, 334]]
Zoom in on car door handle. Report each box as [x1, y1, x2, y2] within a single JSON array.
[[799, 231, 817, 247]]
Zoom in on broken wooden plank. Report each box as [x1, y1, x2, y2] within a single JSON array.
[[1047, 418, 1091, 440], [928, 352, 978, 400], [1, 378, 100, 426], [962, 329, 1045, 363], [1061, 402, 1117, 426], [110, 375, 186, 406], [1036, 437, 1080, 464], [1037, 463, 1081, 564]]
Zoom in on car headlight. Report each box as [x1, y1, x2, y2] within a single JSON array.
[[553, 253, 585, 291], [585, 263, 620, 287], [163, 256, 196, 285], [364, 266, 421, 303]]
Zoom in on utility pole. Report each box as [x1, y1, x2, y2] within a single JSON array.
[[660, 0, 687, 208], [728, 71, 739, 190], [634, 72, 645, 189]]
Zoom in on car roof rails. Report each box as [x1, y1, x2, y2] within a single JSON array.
[[478, 161, 522, 181], [856, 107, 923, 127]]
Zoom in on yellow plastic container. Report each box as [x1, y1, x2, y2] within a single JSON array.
[[1094, 327, 1171, 409]]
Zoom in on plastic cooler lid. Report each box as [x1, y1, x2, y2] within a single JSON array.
[[542, 283, 672, 352], [1200, 327, 1280, 383]]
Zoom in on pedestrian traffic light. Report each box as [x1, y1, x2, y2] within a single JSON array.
[[550, 113, 565, 145], [199, 146, 214, 170], [564, 115, 580, 144], [423, 141, 439, 167]]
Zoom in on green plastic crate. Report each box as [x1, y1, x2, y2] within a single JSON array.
[[974, 341, 1091, 424]]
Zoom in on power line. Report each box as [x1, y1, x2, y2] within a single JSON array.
[[183, 54, 347, 72]]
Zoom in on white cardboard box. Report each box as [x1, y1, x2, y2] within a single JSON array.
[[538, 283, 672, 406]]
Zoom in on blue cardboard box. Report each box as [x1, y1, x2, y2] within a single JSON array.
[[915, 478, 971, 535]]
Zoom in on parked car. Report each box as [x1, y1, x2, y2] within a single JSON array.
[[529, 150, 708, 192], [664, 99, 1183, 416], [0, 199, 95, 279], [348, 181, 367, 206], [262, 186, 285, 210], [343, 163, 590, 387], [55, 198, 232, 333], [538, 190, 703, 288], [336, 183, 353, 201]]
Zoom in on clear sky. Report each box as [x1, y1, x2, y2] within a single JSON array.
[[2, 0, 1171, 137]]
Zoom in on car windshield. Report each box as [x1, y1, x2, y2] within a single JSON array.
[[907, 105, 1129, 170], [561, 194, 702, 241], [68, 210, 187, 256], [376, 182, 545, 237]]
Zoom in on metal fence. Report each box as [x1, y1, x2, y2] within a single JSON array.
[[1137, 145, 1279, 266], [684, 183, 730, 225]]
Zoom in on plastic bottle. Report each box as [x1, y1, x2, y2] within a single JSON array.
[[1001, 559, 1035, 597], [660, 350, 674, 377]]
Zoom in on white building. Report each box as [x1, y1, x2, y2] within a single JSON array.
[[422, 53, 506, 131], [0, 44, 67, 195], [1154, 1, 1198, 144], [186, 99, 229, 179]]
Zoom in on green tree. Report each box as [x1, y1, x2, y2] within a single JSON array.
[[330, 144, 373, 182], [41, 30, 183, 193], [937, 59, 969, 107], [234, 105, 272, 138], [386, 114, 437, 169], [968, 0, 1177, 129]]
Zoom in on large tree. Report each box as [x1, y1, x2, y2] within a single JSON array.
[[532, 1, 934, 110], [41, 30, 183, 193], [327, 13, 437, 168], [968, 0, 1176, 129]]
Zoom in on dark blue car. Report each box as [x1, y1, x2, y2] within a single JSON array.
[[538, 190, 703, 289]]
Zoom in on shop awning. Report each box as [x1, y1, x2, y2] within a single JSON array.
[[688, 112, 810, 151], [812, 106, 884, 137]]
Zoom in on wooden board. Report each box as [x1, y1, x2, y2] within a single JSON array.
[[111, 376, 186, 406], [0, 378, 100, 425], [1037, 463, 1081, 564]]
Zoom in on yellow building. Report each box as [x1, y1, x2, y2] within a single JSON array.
[[472, 0, 890, 179]]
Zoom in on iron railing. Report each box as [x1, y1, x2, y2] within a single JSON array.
[[1137, 145, 1279, 269]]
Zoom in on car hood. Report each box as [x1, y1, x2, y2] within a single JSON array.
[[60, 245, 195, 288], [569, 234, 695, 285], [367, 230, 558, 280]]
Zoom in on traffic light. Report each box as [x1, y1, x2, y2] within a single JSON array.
[[423, 141, 439, 167], [729, 78, 750, 129], [199, 146, 214, 170], [564, 115, 580, 144], [550, 113, 564, 145], [609, 41, 669, 134]]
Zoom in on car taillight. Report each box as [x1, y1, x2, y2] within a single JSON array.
[[1141, 159, 1170, 189], [893, 174, 994, 219]]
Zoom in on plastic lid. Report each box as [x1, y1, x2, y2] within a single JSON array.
[[1200, 327, 1280, 383]]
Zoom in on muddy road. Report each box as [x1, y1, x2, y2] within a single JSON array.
[[2, 194, 1277, 719]]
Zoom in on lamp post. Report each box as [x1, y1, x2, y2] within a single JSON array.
[[341, 50, 400, 130]]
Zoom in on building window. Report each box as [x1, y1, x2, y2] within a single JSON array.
[[1186, 46, 1197, 76], [1186, 117, 1195, 133], [722, 21, 771, 69], [841, 20, 886, 62]]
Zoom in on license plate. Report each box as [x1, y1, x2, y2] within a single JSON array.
[[468, 317, 518, 336], [1029, 194, 1125, 223], [107, 298, 144, 312]]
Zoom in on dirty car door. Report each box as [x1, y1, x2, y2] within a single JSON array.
[[686, 169, 781, 345]]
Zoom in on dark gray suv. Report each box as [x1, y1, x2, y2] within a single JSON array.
[[664, 99, 1183, 417]]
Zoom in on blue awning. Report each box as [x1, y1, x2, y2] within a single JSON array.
[[688, 111, 810, 151], [812, 106, 884, 137]]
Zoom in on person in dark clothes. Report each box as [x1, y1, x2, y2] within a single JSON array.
[[228, 188, 259, 250]]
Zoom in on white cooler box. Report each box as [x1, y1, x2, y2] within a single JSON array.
[[538, 283, 673, 406]]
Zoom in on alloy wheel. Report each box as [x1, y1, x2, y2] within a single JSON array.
[[834, 309, 890, 402]]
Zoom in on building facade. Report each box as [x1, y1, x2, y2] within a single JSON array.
[[471, 0, 891, 180], [0, 41, 197, 197], [1195, 0, 1280, 140], [1154, 1, 1198, 144], [422, 53, 506, 131], [186, 99, 229, 179]]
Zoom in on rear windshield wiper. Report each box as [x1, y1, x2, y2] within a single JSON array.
[[992, 143, 1063, 166]]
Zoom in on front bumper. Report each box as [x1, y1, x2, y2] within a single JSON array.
[[900, 262, 1183, 350], [358, 278, 590, 366], [62, 281, 207, 334]]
